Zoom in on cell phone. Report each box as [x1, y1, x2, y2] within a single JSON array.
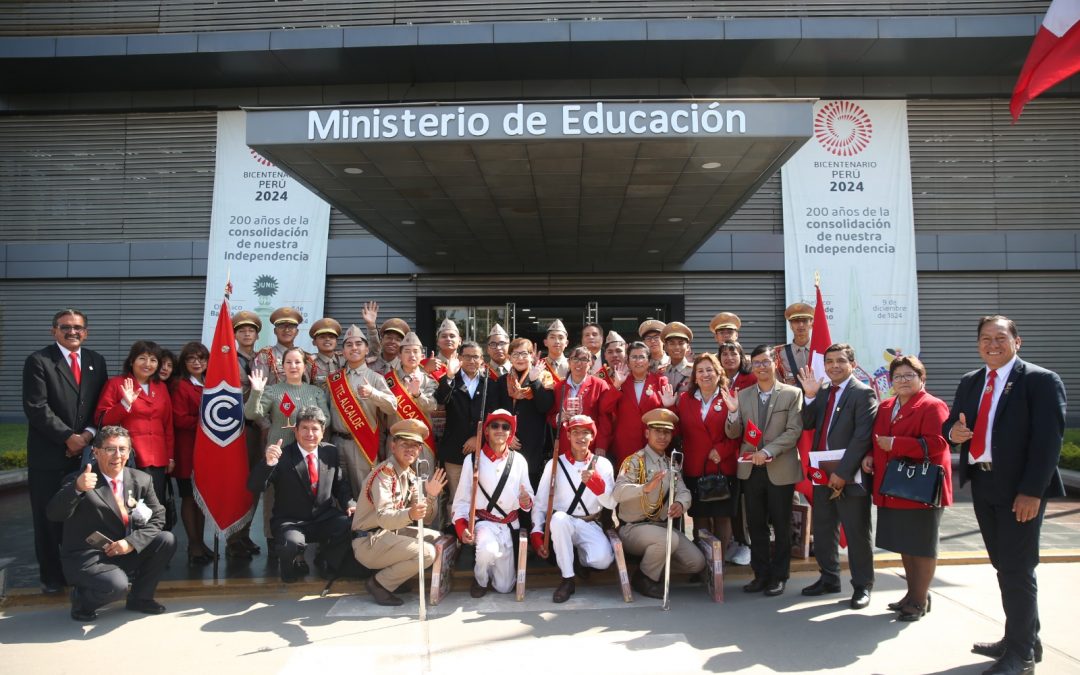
[[85, 531, 113, 549]]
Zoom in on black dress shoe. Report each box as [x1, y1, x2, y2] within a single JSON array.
[[973, 639, 1043, 664], [631, 570, 664, 599], [125, 599, 166, 615], [850, 586, 871, 609], [743, 577, 768, 593], [365, 577, 404, 606], [71, 606, 98, 622], [552, 578, 576, 603], [764, 580, 786, 596], [42, 582, 65, 595], [470, 578, 489, 598], [802, 578, 842, 596], [981, 653, 1036, 675]]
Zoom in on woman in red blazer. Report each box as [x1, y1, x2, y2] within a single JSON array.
[[608, 341, 675, 469], [719, 341, 757, 393], [862, 355, 951, 621], [95, 340, 174, 503], [676, 352, 741, 554], [172, 341, 213, 565]]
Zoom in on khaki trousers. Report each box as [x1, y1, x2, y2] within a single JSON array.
[[619, 520, 706, 582], [353, 526, 440, 592]]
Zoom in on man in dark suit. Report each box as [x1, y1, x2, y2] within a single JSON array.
[[435, 341, 497, 520], [946, 315, 1066, 675], [797, 344, 878, 609], [248, 405, 356, 582], [46, 426, 176, 622], [23, 308, 109, 594]]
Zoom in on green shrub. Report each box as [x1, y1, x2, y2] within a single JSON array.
[[0, 449, 27, 470], [1061, 441, 1080, 472]]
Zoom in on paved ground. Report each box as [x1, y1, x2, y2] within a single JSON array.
[[2, 563, 1079, 674]]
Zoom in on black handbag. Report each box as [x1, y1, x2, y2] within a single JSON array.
[[879, 438, 944, 507], [696, 460, 731, 502]]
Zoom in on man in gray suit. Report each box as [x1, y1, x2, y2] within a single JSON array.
[[723, 345, 804, 596], [797, 343, 878, 609], [47, 426, 176, 622]]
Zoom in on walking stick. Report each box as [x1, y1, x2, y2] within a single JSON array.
[[414, 458, 431, 621], [662, 448, 684, 611]]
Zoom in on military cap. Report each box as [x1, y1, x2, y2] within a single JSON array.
[[603, 330, 626, 347], [546, 319, 568, 336], [661, 321, 693, 342], [400, 331, 423, 349], [270, 307, 303, 326], [642, 408, 679, 430], [709, 312, 742, 334], [380, 318, 410, 338], [232, 310, 262, 332], [784, 303, 814, 321], [638, 320, 666, 338], [488, 323, 509, 339], [390, 418, 430, 442], [308, 317, 342, 339], [342, 324, 368, 344], [437, 318, 460, 337]]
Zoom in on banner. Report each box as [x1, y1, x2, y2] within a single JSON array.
[[201, 111, 330, 351], [193, 293, 253, 538], [781, 100, 919, 398]]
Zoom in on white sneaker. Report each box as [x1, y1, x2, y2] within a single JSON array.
[[730, 543, 752, 566]]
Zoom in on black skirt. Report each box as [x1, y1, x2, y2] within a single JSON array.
[[685, 474, 739, 518], [875, 506, 943, 558]]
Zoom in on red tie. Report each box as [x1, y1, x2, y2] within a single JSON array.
[[969, 370, 998, 461], [306, 453, 318, 496], [816, 385, 839, 451], [111, 479, 129, 527], [69, 352, 81, 386]]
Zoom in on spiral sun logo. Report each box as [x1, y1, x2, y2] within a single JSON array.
[[814, 101, 873, 157], [249, 148, 274, 167]]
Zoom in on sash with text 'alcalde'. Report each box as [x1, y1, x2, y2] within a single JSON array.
[[327, 371, 380, 466], [385, 370, 437, 454]]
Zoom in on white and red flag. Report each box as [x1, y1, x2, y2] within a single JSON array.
[[808, 282, 833, 382], [1011, 0, 1080, 120], [193, 292, 254, 538]]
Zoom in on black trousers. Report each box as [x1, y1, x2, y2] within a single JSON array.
[[971, 469, 1046, 660], [811, 485, 875, 589], [29, 466, 71, 587], [276, 513, 351, 575], [741, 466, 795, 583], [64, 531, 177, 612]]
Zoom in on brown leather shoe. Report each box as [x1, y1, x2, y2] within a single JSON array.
[[552, 578, 576, 603], [470, 578, 489, 598], [365, 577, 403, 607]]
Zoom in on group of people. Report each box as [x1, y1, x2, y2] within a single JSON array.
[[23, 303, 1065, 675]]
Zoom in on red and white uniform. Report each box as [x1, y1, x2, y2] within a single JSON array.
[[608, 372, 670, 469], [531, 452, 615, 579], [451, 446, 534, 593]]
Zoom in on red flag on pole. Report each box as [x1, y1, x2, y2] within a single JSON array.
[[193, 295, 254, 538], [796, 279, 834, 502], [279, 391, 295, 419], [1011, 0, 1080, 120]]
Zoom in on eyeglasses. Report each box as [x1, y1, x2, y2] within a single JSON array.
[[277, 325, 298, 332], [510, 351, 531, 358], [460, 354, 482, 361], [892, 373, 919, 383], [570, 357, 591, 363], [642, 334, 661, 342], [488, 422, 512, 431], [628, 354, 649, 361], [98, 446, 131, 456], [488, 342, 509, 348], [750, 359, 774, 369], [186, 356, 208, 362], [57, 324, 86, 333]]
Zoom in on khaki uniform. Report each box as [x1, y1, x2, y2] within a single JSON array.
[[368, 354, 400, 377], [329, 364, 398, 497], [307, 352, 347, 387], [544, 354, 569, 381], [648, 354, 671, 374], [252, 343, 294, 385], [351, 460, 440, 592], [664, 358, 693, 395], [774, 342, 810, 388], [385, 367, 439, 518], [614, 447, 705, 581]]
